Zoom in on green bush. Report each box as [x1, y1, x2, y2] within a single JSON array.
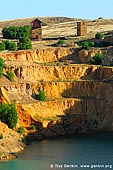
[[78, 41, 95, 49], [0, 42, 5, 51], [4, 40, 17, 51], [82, 41, 91, 50], [30, 125, 36, 130], [0, 104, 18, 129], [0, 133, 3, 139], [18, 37, 32, 50], [36, 90, 46, 101], [8, 42, 17, 51], [77, 41, 82, 46], [90, 53, 104, 65], [57, 40, 66, 45], [2, 25, 31, 39], [6, 70, 15, 81], [89, 41, 95, 47], [2, 26, 18, 39], [17, 126, 25, 134], [4, 40, 10, 50], [98, 17, 103, 19], [0, 58, 5, 77], [2, 25, 32, 50], [95, 32, 104, 39], [42, 22, 47, 26]]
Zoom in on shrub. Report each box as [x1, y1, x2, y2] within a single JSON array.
[[0, 133, 3, 139], [77, 41, 82, 46], [17, 126, 25, 134], [90, 53, 104, 65], [2, 25, 31, 39], [82, 41, 90, 50], [98, 17, 103, 19], [0, 58, 5, 77], [4, 40, 17, 51], [0, 104, 18, 129], [57, 40, 66, 45], [95, 32, 104, 39], [2, 25, 32, 50], [2, 27, 18, 39], [8, 42, 17, 51], [36, 90, 46, 101], [6, 70, 15, 81], [18, 37, 32, 50], [0, 42, 5, 51], [17, 25, 31, 39], [4, 40, 10, 50], [42, 22, 47, 26], [89, 41, 95, 47], [30, 125, 36, 130]]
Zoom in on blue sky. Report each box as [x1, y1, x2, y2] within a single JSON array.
[[0, 0, 112, 21]]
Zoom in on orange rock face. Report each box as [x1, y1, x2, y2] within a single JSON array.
[[0, 48, 72, 63], [4, 63, 113, 82], [0, 87, 10, 104], [79, 47, 113, 64], [1, 48, 113, 134]]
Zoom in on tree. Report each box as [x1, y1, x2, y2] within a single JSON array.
[[2, 25, 31, 39], [0, 58, 5, 77], [0, 42, 5, 51], [90, 53, 104, 65], [82, 41, 90, 50], [2, 25, 32, 50], [95, 32, 104, 39], [89, 41, 95, 47], [2, 27, 18, 39], [4, 40, 17, 51], [36, 90, 46, 101], [8, 42, 17, 51], [0, 104, 18, 129], [18, 37, 32, 50]]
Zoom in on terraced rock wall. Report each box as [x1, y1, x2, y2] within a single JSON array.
[[1, 48, 113, 136]]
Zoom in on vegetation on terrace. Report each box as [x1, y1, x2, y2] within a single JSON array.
[[1, 25, 32, 50], [0, 104, 18, 129]]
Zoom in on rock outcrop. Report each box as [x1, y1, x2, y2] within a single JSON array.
[[1, 48, 113, 140], [79, 46, 113, 64], [4, 63, 113, 82], [0, 48, 73, 63], [0, 87, 10, 104], [0, 122, 25, 160]]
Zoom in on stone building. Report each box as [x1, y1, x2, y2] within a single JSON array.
[[77, 21, 87, 36], [31, 18, 42, 40]]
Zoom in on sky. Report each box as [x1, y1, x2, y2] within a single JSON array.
[[0, 0, 113, 21]]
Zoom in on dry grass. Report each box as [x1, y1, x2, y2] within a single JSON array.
[[0, 17, 113, 49]]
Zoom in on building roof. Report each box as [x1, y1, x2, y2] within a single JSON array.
[[31, 18, 42, 23]]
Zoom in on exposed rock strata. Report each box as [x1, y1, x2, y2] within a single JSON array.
[[4, 63, 113, 82], [1, 48, 113, 140], [0, 122, 25, 160], [0, 87, 10, 104], [0, 48, 72, 63], [79, 47, 113, 63]]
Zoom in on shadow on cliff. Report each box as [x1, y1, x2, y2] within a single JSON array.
[[33, 102, 89, 140], [77, 65, 113, 81], [57, 48, 80, 64], [29, 77, 112, 140], [31, 100, 90, 140]]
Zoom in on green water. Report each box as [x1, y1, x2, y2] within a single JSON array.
[[0, 133, 113, 170]]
